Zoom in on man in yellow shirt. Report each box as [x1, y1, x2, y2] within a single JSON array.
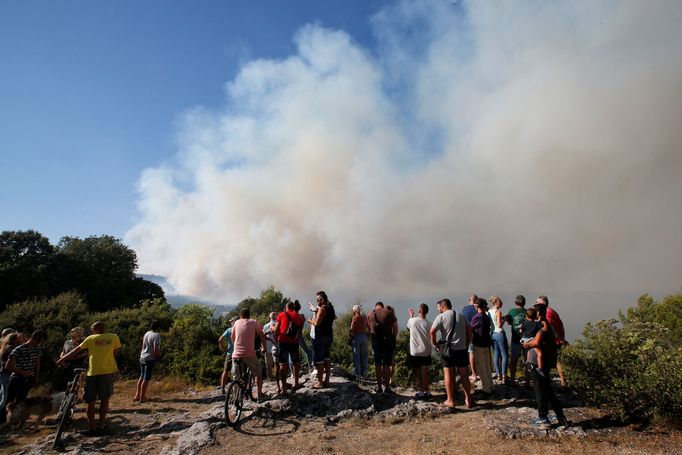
[[58, 321, 121, 435]]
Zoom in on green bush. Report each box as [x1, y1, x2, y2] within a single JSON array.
[[88, 298, 175, 376], [164, 304, 223, 384], [561, 318, 682, 422]]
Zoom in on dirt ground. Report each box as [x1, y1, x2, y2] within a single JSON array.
[[1, 378, 681, 455]]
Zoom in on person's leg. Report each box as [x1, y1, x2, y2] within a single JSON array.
[[458, 366, 472, 407], [468, 342, 477, 380], [491, 335, 501, 379], [86, 401, 97, 430], [500, 335, 509, 382], [375, 364, 384, 389], [557, 361, 568, 387], [474, 346, 493, 393], [220, 356, 231, 391], [443, 367, 455, 406], [323, 337, 332, 386], [352, 335, 361, 377], [265, 352, 274, 380], [420, 365, 429, 393], [359, 335, 368, 377], [531, 368, 549, 420], [299, 337, 313, 372], [99, 399, 109, 427], [509, 342, 521, 383]]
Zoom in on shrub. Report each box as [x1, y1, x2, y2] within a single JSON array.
[[164, 304, 223, 384], [88, 298, 175, 376], [561, 318, 682, 422]]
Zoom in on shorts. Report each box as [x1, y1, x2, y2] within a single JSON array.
[[139, 359, 156, 381], [223, 355, 232, 372], [440, 349, 469, 369], [468, 342, 474, 354], [372, 339, 394, 366], [510, 341, 522, 359], [313, 336, 332, 364], [231, 356, 263, 379], [278, 342, 301, 364], [84, 374, 115, 403], [409, 354, 432, 368]]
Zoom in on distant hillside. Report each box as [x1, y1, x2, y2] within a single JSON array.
[[137, 274, 234, 316]]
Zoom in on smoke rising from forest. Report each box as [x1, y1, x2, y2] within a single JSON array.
[[127, 0, 682, 306]]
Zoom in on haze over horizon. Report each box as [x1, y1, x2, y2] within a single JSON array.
[[127, 1, 682, 314]]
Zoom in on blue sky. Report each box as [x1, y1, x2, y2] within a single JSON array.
[[2, 1, 681, 318], [0, 0, 384, 243]]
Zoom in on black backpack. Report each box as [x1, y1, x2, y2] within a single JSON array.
[[284, 312, 302, 339]]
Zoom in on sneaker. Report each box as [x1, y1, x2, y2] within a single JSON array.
[[415, 391, 425, 399], [556, 418, 572, 428], [375, 386, 383, 394], [532, 417, 551, 427], [383, 386, 394, 394]]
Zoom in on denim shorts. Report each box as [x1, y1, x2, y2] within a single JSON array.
[[139, 359, 156, 381], [313, 336, 332, 364]]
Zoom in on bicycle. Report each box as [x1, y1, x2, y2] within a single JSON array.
[[52, 367, 86, 449], [224, 358, 256, 427]]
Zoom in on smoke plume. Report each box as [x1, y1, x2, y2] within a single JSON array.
[[127, 0, 682, 306]]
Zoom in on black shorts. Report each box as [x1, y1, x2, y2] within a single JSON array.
[[372, 339, 394, 366], [440, 349, 469, 369], [278, 342, 301, 364], [410, 355, 433, 367], [84, 374, 115, 402]]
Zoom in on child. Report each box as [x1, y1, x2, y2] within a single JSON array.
[[520, 308, 545, 377]]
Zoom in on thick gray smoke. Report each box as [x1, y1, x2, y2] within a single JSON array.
[[127, 0, 682, 308]]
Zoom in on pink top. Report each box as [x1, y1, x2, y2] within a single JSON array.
[[231, 319, 262, 358]]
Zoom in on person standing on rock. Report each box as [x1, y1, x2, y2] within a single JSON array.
[[350, 304, 369, 380], [231, 308, 267, 400], [523, 304, 569, 427], [461, 294, 479, 383], [407, 303, 432, 399], [536, 295, 568, 387], [58, 321, 120, 435], [273, 301, 304, 394], [3, 330, 45, 422], [430, 298, 473, 408], [367, 301, 397, 394], [308, 291, 336, 389], [507, 295, 527, 385], [262, 312, 278, 381], [469, 298, 494, 395], [134, 320, 161, 403]]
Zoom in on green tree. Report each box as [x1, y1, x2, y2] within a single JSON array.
[[621, 293, 682, 345], [227, 286, 289, 324], [0, 230, 57, 311], [56, 235, 161, 311], [164, 304, 223, 383]]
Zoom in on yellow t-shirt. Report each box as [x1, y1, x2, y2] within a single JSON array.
[[79, 333, 121, 376]]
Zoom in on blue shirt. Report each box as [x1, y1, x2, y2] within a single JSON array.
[[221, 328, 234, 356], [461, 305, 477, 323]]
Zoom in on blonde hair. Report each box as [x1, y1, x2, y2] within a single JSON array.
[[488, 296, 503, 307], [352, 304, 361, 314]]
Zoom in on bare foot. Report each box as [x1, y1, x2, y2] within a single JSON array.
[[442, 400, 456, 407]]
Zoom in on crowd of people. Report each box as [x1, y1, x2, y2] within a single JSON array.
[[0, 290, 570, 434]]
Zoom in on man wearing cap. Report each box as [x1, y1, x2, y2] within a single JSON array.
[[218, 316, 238, 393]]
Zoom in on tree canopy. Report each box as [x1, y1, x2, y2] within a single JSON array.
[[0, 230, 164, 312]]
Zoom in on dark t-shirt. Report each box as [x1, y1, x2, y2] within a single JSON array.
[[522, 320, 542, 339], [461, 305, 477, 323], [470, 312, 492, 347]]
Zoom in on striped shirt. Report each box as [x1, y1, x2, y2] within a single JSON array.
[[9, 344, 40, 378]]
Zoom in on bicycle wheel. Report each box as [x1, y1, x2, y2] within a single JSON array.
[[52, 392, 76, 449], [224, 381, 243, 426]]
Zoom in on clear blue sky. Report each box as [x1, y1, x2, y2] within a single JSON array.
[[0, 0, 384, 243]]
